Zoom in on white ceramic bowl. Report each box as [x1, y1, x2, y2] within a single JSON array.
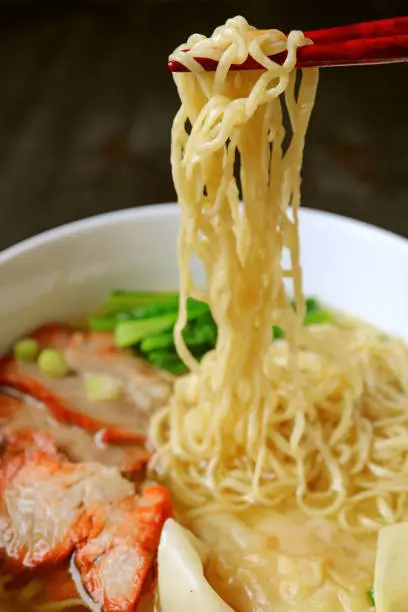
[[1, 203, 408, 351]]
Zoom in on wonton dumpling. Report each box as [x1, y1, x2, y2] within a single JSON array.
[[374, 522, 408, 612], [158, 518, 234, 612]]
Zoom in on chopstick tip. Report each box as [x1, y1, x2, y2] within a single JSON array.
[[168, 59, 185, 72]]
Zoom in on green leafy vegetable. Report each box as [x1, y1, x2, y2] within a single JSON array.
[[89, 316, 117, 332], [273, 326, 284, 339], [114, 297, 211, 348], [140, 331, 175, 353], [304, 309, 334, 326], [130, 301, 181, 319], [91, 290, 334, 375], [146, 345, 209, 374], [115, 312, 179, 348], [140, 313, 217, 353], [183, 313, 217, 346], [305, 297, 320, 313], [145, 350, 188, 374], [272, 297, 333, 338], [106, 291, 178, 313], [368, 588, 375, 607]]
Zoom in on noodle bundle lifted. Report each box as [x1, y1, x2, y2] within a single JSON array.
[[151, 17, 319, 508], [151, 16, 408, 537]]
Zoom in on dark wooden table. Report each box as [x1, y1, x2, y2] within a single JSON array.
[[0, 0, 407, 250]]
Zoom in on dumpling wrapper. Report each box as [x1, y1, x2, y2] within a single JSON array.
[[374, 522, 408, 612], [158, 518, 234, 612]]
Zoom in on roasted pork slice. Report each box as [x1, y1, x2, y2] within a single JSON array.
[[66, 330, 174, 413], [0, 430, 172, 610], [0, 393, 23, 423], [29, 322, 73, 350], [1, 324, 173, 440], [0, 430, 133, 567], [0, 430, 61, 484], [74, 485, 172, 612], [0, 390, 150, 477]]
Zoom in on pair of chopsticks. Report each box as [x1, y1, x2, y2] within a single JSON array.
[[168, 16, 408, 72]]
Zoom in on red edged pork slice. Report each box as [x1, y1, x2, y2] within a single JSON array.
[[0, 430, 134, 567], [1, 325, 173, 441], [64, 330, 174, 436], [0, 388, 150, 478], [0, 430, 173, 610], [29, 322, 73, 350], [0, 392, 24, 423], [74, 484, 172, 612]]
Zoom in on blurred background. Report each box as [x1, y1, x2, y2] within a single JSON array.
[[0, 0, 407, 250]]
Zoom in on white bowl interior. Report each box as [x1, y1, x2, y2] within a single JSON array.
[[1, 204, 408, 350]]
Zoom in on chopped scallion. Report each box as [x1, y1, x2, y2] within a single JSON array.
[[13, 337, 40, 362], [84, 373, 123, 402], [38, 349, 69, 378]]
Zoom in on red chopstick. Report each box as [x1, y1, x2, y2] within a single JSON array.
[[168, 16, 408, 72], [306, 15, 408, 44]]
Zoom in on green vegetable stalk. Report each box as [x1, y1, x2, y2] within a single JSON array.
[[106, 290, 178, 313], [90, 290, 334, 375]]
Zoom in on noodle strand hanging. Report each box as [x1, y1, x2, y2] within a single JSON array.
[[150, 16, 408, 536]]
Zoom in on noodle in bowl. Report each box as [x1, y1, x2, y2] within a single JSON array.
[[0, 206, 407, 612]]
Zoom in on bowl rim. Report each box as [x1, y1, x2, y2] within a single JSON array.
[[1, 203, 407, 265]]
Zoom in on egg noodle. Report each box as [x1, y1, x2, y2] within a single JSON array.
[[150, 16, 408, 533]]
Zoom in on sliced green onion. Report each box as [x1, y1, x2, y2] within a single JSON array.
[[84, 373, 123, 402], [368, 588, 375, 607], [13, 338, 40, 362], [38, 349, 69, 378]]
